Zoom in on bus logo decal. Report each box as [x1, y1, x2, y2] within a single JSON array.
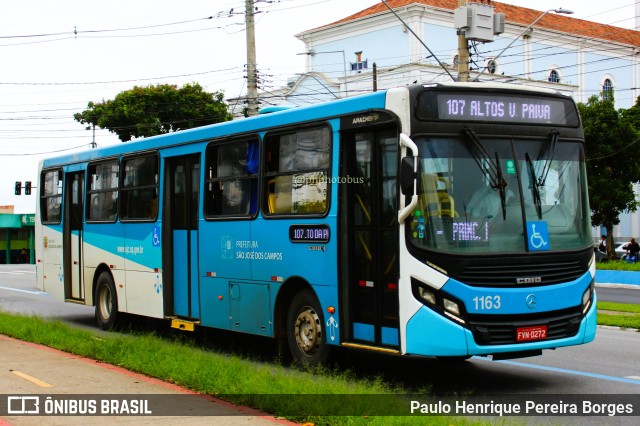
[[352, 113, 379, 125], [525, 294, 538, 309], [221, 235, 234, 261], [516, 277, 542, 285]]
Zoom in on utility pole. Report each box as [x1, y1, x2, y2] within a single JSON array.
[[372, 62, 378, 92], [457, 0, 470, 82], [245, 0, 259, 117]]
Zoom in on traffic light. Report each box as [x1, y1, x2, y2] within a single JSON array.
[[25, 181, 31, 195], [14, 181, 21, 195]]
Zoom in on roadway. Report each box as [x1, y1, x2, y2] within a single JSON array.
[[1, 264, 639, 424]]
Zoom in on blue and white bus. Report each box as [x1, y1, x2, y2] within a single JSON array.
[[35, 82, 596, 365]]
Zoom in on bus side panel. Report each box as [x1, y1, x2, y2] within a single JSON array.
[[199, 221, 252, 280], [229, 281, 272, 335], [248, 216, 340, 345], [199, 221, 253, 327], [40, 225, 64, 300], [311, 282, 341, 346], [82, 223, 126, 309], [249, 217, 338, 287], [123, 223, 164, 319], [200, 276, 231, 330]]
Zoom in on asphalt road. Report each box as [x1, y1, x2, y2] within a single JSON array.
[[1, 264, 639, 424]]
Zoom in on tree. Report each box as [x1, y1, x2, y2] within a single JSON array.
[[74, 83, 233, 142], [578, 94, 640, 258]]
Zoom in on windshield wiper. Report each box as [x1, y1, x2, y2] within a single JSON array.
[[536, 130, 559, 187], [525, 153, 542, 219], [463, 128, 508, 219], [494, 151, 507, 220], [525, 130, 559, 219]]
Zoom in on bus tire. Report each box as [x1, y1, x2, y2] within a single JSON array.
[[95, 271, 118, 331], [287, 289, 329, 366]]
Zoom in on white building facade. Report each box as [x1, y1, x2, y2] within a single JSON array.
[[261, 0, 640, 241]]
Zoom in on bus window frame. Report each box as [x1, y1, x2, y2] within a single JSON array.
[[86, 157, 120, 224], [40, 168, 64, 225], [119, 151, 160, 223], [204, 136, 260, 221], [261, 123, 333, 219]]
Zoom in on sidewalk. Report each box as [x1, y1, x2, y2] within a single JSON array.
[[0, 335, 295, 425], [595, 270, 640, 287]]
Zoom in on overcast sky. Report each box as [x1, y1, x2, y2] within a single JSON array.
[[1, 0, 636, 213]]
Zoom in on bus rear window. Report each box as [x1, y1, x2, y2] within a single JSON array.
[[40, 169, 63, 224]]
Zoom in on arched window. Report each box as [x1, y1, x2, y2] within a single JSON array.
[[548, 69, 560, 83], [486, 59, 497, 74], [603, 78, 613, 100]]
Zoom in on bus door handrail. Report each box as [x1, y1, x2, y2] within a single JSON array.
[[398, 133, 419, 224]]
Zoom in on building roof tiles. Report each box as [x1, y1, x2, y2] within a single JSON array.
[[323, 0, 640, 47]]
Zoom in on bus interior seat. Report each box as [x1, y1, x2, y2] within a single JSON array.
[[268, 177, 292, 214], [418, 173, 457, 218]]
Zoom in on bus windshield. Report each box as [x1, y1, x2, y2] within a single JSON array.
[[407, 134, 592, 254]]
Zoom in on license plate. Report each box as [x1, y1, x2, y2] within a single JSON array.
[[516, 325, 548, 342]]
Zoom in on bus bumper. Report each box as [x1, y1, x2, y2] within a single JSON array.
[[405, 290, 597, 358]]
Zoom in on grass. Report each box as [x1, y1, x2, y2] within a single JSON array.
[[0, 310, 469, 425], [596, 302, 640, 330], [595, 259, 640, 271], [597, 302, 640, 314], [1, 301, 637, 423]]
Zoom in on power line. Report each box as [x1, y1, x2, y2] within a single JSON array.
[[0, 144, 91, 156], [0, 68, 239, 86]]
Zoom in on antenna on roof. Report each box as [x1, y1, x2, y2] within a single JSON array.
[[380, 0, 456, 82]]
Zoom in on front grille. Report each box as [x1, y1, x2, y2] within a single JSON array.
[[467, 307, 583, 345], [456, 258, 585, 287]]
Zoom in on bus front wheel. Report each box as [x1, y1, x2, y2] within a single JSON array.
[[286, 289, 329, 366], [95, 272, 118, 331]]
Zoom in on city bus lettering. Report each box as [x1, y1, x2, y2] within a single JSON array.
[[522, 103, 551, 120]]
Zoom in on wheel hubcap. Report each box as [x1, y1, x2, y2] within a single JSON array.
[[294, 307, 321, 356], [99, 286, 112, 319]]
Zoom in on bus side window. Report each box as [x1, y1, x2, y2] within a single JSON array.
[[87, 160, 119, 222], [264, 126, 330, 215], [120, 154, 159, 221], [204, 139, 258, 218]]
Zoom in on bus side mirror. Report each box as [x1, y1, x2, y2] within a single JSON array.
[[400, 156, 418, 196]]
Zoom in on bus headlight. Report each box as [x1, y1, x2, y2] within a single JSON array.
[[582, 280, 594, 314], [411, 278, 467, 325], [443, 298, 461, 316], [418, 287, 437, 305]]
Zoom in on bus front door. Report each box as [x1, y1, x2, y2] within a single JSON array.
[[165, 155, 201, 320], [63, 171, 85, 302], [343, 128, 400, 349]]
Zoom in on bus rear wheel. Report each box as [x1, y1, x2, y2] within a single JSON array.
[[286, 289, 329, 366], [95, 272, 118, 331]]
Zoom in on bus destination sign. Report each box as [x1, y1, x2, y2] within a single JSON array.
[[289, 224, 330, 243], [417, 91, 579, 126]]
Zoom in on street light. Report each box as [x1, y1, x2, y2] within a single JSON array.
[[297, 49, 349, 97], [484, 8, 574, 74]]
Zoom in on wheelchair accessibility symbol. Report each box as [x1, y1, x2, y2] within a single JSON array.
[[526, 221, 549, 251], [152, 227, 161, 247]]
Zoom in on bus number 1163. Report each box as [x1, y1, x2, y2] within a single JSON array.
[[473, 295, 501, 311]]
